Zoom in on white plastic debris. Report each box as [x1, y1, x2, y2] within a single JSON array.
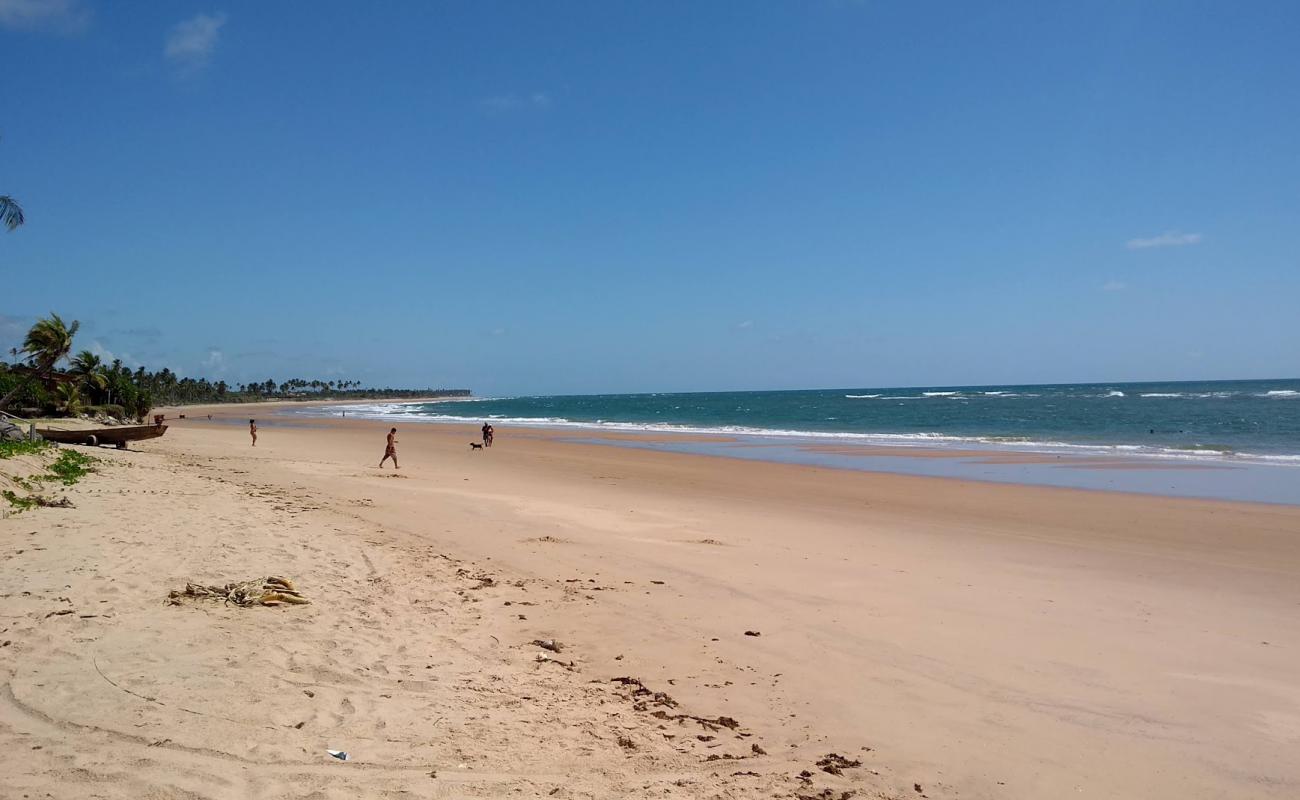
[[327, 749, 349, 761]]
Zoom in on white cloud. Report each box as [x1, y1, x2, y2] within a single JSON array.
[[1102, 280, 1127, 292], [735, 320, 754, 329], [165, 12, 227, 72], [201, 348, 225, 371], [90, 339, 139, 369], [479, 92, 551, 113], [0, 0, 90, 33], [1126, 231, 1203, 250]]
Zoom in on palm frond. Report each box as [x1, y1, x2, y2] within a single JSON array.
[[0, 195, 24, 231]]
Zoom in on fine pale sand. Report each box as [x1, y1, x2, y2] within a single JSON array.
[[3, 405, 1299, 799]]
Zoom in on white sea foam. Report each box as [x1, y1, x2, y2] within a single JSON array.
[[1140, 393, 1184, 398], [923, 391, 960, 396], [844, 394, 880, 399], [1106, 390, 1125, 397], [286, 402, 1300, 468], [1264, 390, 1299, 397]]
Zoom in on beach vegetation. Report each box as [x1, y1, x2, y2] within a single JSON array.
[[1, 489, 37, 512], [0, 195, 22, 231], [2, 313, 469, 417], [40, 449, 97, 485], [0, 441, 94, 515], [55, 383, 84, 416], [0, 438, 47, 459], [1, 136, 23, 232], [0, 313, 80, 412]]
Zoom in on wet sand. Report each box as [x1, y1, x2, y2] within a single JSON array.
[[2, 402, 1298, 799]]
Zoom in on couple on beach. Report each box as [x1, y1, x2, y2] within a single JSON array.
[[253, 419, 402, 469], [378, 423, 494, 469]]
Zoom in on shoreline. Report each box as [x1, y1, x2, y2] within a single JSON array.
[[246, 400, 1300, 506], [158, 395, 466, 411]]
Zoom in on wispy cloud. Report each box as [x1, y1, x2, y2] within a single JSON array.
[[164, 12, 227, 73], [201, 348, 225, 372], [735, 320, 754, 329], [1102, 280, 1127, 292], [1126, 231, 1203, 250], [0, 0, 90, 34], [89, 339, 139, 369], [479, 92, 551, 113]]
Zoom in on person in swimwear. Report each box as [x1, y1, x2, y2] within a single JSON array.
[[249, 419, 257, 447], [379, 427, 399, 469]]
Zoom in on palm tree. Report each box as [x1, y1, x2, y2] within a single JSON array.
[[54, 383, 83, 415], [0, 313, 81, 411], [69, 350, 108, 402], [2, 136, 24, 232], [0, 195, 22, 231]]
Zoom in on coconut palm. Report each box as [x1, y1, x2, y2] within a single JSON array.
[[0, 313, 81, 411], [0, 195, 22, 231], [69, 350, 108, 402], [54, 383, 83, 415]]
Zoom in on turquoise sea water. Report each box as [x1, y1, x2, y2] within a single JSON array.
[[312, 379, 1300, 464]]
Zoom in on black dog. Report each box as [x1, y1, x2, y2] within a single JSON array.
[[469, 442, 483, 451]]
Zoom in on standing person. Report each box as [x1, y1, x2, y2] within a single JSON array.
[[379, 427, 399, 469], [482, 422, 494, 447], [249, 419, 257, 447]]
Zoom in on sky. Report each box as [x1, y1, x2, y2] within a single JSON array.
[[2, 0, 1298, 396]]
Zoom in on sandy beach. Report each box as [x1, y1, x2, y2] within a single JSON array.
[[2, 403, 1298, 799]]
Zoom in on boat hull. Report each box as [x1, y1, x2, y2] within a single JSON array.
[[36, 424, 168, 448]]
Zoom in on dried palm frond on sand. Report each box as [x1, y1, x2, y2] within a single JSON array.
[[167, 576, 309, 607]]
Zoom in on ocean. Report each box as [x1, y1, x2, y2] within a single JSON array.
[[316, 379, 1300, 465]]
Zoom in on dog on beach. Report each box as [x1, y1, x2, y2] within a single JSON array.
[[469, 442, 483, 451]]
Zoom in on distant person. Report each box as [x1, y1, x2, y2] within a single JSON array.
[[380, 427, 399, 469], [482, 422, 494, 448], [249, 419, 258, 447]]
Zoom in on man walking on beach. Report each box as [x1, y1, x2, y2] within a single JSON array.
[[249, 419, 257, 447], [379, 427, 399, 469]]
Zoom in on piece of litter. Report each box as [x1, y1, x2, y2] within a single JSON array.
[[327, 749, 349, 761]]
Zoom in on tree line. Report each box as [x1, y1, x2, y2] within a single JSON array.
[[0, 313, 469, 420]]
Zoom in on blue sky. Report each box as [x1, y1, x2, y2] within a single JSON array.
[[2, 0, 1298, 395]]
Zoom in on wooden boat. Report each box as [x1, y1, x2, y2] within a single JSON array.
[[36, 423, 168, 449]]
